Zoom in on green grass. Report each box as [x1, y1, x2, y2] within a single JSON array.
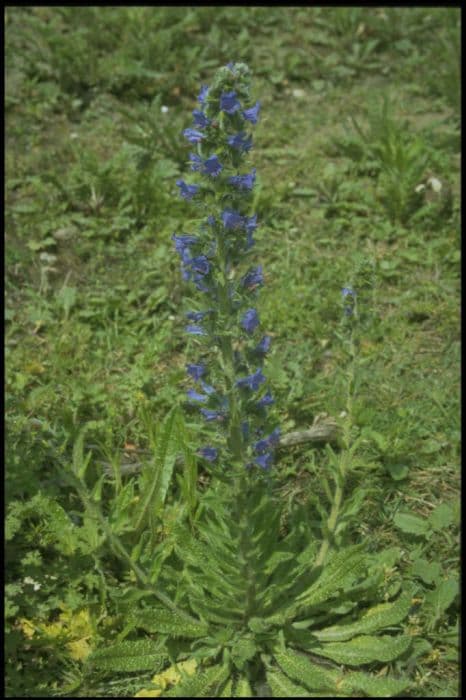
[[5, 6, 460, 697]]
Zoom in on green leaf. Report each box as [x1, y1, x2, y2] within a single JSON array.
[[314, 593, 412, 642], [130, 606, 208, 638], [311, 635, 412, 666], [87, 640, 166, 672], [393, 511, 429, 536], [410, 558, 442, 585], [164, 663, 229, 697], [234, 677, 253, 697], [135, 407, 180, 531], [340, 671, 411, 697], [219, 677, 233, 697], [295, 545, 368, 608], [266, 670, 311, 697], [424, 577, 459, 625], [428, 502, 454, 531], [274, 648, 338, 691], [231, 638, 257, 670]]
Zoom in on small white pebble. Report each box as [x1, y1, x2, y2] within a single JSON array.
[[168, 314, 175, 320], [339, 411, 347, 418], [292, 88, 306, 99], [70, 132, 79, 140], [414, 183, 425, 193], [23, 576, 41, 591], [161, 105, 169, 114], [427, 176, 442, 193]]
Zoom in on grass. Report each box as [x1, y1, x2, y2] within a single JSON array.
[[5, 6, 460, 697]]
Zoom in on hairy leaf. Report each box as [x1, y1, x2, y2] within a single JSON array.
[[274, 648, 338, 691], [130, 606, 208, 638], [164, 663, 229, 697], [87, 640, 166, 672], [266, 669, 311, 697], [313, 593, 412, 642], [311, 634, 412, 666]]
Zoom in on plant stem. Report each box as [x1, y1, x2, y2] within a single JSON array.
[[315, 328, 356, 568]]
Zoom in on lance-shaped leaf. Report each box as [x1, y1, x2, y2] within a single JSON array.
[[135, 407, 181, 532], [339, 671, 412, 697], [164, 663, 229, 697], [274, 648, 339, 692], [313, 593, 412, 642], [87, 640, 166, 672], [310, 634, 412, 666], [130, 606, 208, 638], [266, 670, 311, 697], [234, 677, 253, 696]]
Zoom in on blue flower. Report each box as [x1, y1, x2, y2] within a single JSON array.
[[198, 85, 209, 105], [189, 153, 203, 171], [201, 381, 216, 395], [254, 427, 280, 453], [255, 452, 273, 470], [229, 168, 256, 191], [222, 209, 244, 230], [192, 109, 210, 128], [198, 446, 218, 462], [186, 363, 205, 380], [172, 233, 198, 255], [227, 132, 253, 152], [220, 91, 240, 114], [245, 215, 257, 248], [183, 128, 205, 144], [187, 389, 208, 402], [186, 325, 207, 335], [200, 408, 224, 421], [241, 308, 260, 334], [243, 101, 261, 124], [186, 310, 210, 322], [203, 154, 223, 177], [236, 368, 266, 391], [242, 266, 263, 290], [189, 255, 210, 276], [257, 391, 274, 407], [255, 335, 271, 354], [342, 287, 356, 316], [176, 180, 199, 200]]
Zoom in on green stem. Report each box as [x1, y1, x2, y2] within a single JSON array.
[[315, 328, 356, 568], [75, 479, 200, 625]]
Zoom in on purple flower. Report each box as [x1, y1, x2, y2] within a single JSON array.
[[241, 308, 260, 334], [186, 310, 209, 322], [192, 109, 210, 129], [200, 408, 224, 421], [255, 453, 273, 470], [255, 335, 271, 354], [220, 91, 241, 114], [201, 381, 216, 395], [186, 363, 205, 380], [227, 132, 253, 152], [245, 215, 258, 248], [243, 101, 261, 124], [189, 255, 210, 275], [254, 427, 281, 454], [176, 180, 199, 200], [257, 391, 274, 407], [186, 325, 207, 336], [189, 153, 203, 171], [222, 209, 244, 230], [183, 128, 205, 144], [229, 168, 256, 191], [242, 266, 264, 290], [342, 287, 356, 316], [172, 233, 198, 255], [207, 215, 216, 226], [187, 389, 208, 402], [203, 154, 223, 177], [236, 368, 266, 391], [198, 446, 218, 462], [198, 85, 209, 105]]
